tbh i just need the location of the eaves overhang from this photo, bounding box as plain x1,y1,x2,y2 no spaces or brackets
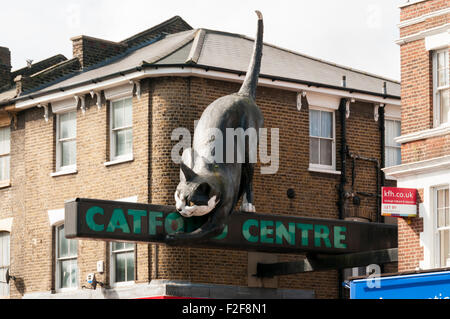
13,63,401,110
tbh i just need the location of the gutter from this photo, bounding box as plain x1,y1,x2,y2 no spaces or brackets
11,63,401,109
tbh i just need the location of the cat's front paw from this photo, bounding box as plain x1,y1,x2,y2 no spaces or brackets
241,203,256,213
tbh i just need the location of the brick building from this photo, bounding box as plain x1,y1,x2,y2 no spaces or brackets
0,15,400,299
384,0,449,273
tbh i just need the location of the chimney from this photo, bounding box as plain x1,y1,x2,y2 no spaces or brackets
0,46,12,88
71,35,127,70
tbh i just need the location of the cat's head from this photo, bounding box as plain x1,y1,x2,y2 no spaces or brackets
175,163,220,218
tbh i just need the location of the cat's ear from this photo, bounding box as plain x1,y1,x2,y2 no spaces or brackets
181,162,197,182
198,182,211,196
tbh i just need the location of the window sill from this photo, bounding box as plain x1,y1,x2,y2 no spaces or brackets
53,287,79,294
308,166,341,175
110,281,136,288
51,168,78,177
104,155,134,167
0,180,11,189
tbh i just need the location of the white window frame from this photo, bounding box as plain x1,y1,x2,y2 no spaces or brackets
109,242,135,287
309,106,336,172
434,186,450,268
433,49,449,127
109,96,133,163
0,231,10,298
385,118,402,168
55,224,78,291
55,111,77,174
0,127,10,184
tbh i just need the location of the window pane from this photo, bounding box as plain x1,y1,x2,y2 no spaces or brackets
58,226,68,258
440,89,449,124
115,128,132,157
123,98,133,127
126,252,135,281
321,111,333,138
0,233,9,297
310,110,320,137
115,253,126,283
112,242,124,251
440,229,450,268
438,51,447,69
385,120,401,147
0,127,10,155
310,138,319,164
113,99,133,129
60,259,77,289
0,268,8,296
60,112,76,139
320,139,332,166
0,232,9,268
113,100,124,129
62,140,76,167
0,156,10,181
69,237,78,257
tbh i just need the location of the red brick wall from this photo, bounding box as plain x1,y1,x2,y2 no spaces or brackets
397,189,424,272
399,0,450,165
400,0,449,22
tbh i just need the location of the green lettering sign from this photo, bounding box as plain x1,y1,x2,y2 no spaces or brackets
128,209,147,234
275,222,295,245
149,212,163,235
260,220,274,244
334,226,347,249
297,223,313,246
106,209,130,234
86,206,105,232
242,219,259,243
165,212,184,234
314,225,331,248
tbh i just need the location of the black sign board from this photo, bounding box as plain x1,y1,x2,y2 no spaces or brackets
64,198,397,255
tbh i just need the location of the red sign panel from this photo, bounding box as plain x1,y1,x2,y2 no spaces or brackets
382,187,417,217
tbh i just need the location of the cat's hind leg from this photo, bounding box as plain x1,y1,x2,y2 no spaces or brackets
240,163,256,213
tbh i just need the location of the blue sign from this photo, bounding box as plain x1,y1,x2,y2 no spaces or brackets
350,271,450,299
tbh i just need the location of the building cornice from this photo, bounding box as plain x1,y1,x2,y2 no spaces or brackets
395,124,450,144
383,155,450,178
398,7,450,28
395,23,450,45
398,0,428,9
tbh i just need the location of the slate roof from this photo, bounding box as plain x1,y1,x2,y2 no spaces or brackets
14,21,401,102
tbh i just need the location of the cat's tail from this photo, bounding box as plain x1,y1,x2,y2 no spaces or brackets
238,11,264,100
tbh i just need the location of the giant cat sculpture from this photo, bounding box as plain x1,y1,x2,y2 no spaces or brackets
168,11,265,244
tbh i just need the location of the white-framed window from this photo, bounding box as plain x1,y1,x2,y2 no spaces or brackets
0,127,10,182
56,111,77,172
0,232,10,298
309,108,336,171
385,119,402,167
433,49,449,127
55,224,78,290
110,242,135,285
435,186,450,268
110,97,133,161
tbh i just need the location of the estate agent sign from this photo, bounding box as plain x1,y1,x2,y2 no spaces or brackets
381,187,417,218
65,198,397,255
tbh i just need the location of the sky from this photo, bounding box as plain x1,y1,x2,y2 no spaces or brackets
1,0,405,81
